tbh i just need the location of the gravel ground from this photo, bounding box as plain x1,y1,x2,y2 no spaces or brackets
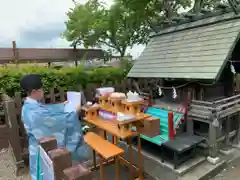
0,149,30,180
0,148,154,180
212,157,240,180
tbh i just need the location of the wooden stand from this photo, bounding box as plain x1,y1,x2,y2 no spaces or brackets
109,98,125,113
82,105,100,120
122,100,144,114
99,95,109,108
81,93,161,180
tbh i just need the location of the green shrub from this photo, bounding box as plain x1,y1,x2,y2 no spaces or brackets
0,63,129,96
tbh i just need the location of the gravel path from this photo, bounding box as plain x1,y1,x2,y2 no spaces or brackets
0,149,30,180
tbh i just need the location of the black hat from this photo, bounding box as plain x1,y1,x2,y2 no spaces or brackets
20,74,43,92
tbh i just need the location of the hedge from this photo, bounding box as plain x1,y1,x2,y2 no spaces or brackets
0,60,132,96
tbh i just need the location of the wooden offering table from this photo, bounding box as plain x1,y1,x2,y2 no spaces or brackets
82,92,160,180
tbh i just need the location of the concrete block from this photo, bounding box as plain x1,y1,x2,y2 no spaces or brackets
207,156,220,165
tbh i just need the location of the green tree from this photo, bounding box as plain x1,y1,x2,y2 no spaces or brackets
63,0,149,57
118,0,229,21
118,0,192,19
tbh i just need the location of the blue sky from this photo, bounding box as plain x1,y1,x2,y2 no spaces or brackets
0,0,145,58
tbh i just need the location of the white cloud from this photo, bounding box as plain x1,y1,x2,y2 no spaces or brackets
0,0,144,58
0,0,73,42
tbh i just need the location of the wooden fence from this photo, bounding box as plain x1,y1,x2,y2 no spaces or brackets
188,94,240,158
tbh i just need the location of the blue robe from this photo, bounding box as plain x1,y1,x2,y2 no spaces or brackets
22,98,90,180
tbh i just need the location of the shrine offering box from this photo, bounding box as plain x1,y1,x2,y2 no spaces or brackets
137,117,160,138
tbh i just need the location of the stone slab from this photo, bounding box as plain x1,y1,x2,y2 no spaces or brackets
220,148,235,156
179,160,226,180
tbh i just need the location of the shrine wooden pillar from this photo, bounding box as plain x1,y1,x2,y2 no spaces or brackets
187,87,194,135
235,112,240,144
198,87,204,101
207,105,220,164
223,116,231,150
208,122,218,158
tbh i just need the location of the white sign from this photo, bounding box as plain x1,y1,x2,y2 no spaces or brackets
39,146,55,180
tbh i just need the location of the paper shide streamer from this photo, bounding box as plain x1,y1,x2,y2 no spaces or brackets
230,62,236,74
172,87,177,99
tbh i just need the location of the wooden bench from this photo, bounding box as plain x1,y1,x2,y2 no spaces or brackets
161,133,205,169
84,132,124,180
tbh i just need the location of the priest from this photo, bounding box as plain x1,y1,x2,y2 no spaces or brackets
20,74,90,180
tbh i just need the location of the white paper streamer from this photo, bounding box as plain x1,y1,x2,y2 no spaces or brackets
231,63,236,74
158,87,163,96
172,87,177,99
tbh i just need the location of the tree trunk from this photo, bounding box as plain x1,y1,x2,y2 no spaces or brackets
193,0,203,13
119,47,126,58
120,51,125,57
164,1,174,19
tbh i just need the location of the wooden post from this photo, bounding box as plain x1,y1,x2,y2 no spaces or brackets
99,158,104,180
14,92,26,143
192,86,196,100
224,116,231,150
48,148,72,179
199,87,204,100
84,84,95,102
4,99,24,173
187,117,194,135
208,122,218,158
187,87,192,101
115,157,120,180
168,111,175,140
59,88,65,102
208,103,219,159
12,41,19,64
73,44,78,67
14,92,22,114
39,137,57,153
50,88,56,103
235,113,240,144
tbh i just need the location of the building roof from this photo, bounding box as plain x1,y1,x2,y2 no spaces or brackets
128,10,240,80
0,48,104,63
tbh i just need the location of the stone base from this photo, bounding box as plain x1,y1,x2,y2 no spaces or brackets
232,143,240,150
207,156,220,165
220,148,235,156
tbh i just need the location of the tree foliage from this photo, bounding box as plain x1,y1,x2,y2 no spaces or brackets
63,0,231,58
63,0,150,57
118,0,228,19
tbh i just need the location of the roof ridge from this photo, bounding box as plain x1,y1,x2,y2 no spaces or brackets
151,6,240,37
